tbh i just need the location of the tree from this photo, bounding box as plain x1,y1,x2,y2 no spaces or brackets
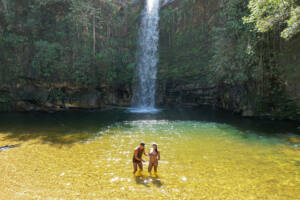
244,0,300,40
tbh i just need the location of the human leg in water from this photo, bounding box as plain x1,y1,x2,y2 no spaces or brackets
137,162,143,171
133,162,138,174
148,162,154,173
153,161,158,173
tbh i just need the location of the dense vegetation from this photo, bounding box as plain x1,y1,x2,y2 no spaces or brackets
160,0,300,120
0,0,299,120
0,0,139,86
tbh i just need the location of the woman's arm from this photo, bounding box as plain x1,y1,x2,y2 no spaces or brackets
158,151,160,160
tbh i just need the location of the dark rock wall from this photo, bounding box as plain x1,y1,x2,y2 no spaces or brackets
0,82,131,112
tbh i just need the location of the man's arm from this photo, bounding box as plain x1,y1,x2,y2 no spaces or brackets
134,149,142,161
144,149,148,157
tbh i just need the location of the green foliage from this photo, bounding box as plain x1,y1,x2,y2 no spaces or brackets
0,0,299,119
281,6,300,39
0,96,9,103
159,0,214,83
49,88,67,101
0,0,139,86
211,0,258,85
159,0,299,120
32,41,63,79
244,0,300,40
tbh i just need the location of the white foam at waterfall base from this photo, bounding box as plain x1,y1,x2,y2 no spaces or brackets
131,0,160,113
127,106,161,114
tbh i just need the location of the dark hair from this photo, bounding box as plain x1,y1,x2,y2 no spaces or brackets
153,144,158,152
140,142,145,146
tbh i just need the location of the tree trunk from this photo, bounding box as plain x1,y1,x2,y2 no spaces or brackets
93,13,96,57
1,0,8,13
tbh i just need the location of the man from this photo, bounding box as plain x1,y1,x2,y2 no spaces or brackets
132,142,148,175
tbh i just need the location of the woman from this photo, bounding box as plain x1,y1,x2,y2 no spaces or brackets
148,143,160,174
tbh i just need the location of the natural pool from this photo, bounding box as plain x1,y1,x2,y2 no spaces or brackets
0,107,299,199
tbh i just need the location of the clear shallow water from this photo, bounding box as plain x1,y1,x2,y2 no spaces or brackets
0,107,299,199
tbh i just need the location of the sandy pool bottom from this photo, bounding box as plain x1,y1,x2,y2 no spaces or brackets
0,120,299,199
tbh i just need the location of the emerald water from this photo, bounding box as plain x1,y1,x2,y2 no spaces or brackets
0,107,299,199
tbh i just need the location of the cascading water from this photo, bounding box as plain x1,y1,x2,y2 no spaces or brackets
130,0,160,113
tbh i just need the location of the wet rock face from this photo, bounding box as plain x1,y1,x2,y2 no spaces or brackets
3,80,246,113
156,81,218,106
1,83,132,112
155,80,256,116
0,81,267,119
160,0,175,7
131,0,175,7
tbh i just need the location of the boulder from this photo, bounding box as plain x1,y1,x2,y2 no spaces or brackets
242,106,254,117
16,101,37,112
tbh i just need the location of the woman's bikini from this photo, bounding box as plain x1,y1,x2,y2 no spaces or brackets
149,149,158,163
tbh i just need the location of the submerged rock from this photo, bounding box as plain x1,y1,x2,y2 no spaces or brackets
0,144,21,152
242,106,254,117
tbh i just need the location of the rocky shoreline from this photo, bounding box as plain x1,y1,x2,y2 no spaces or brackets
0,80,298,121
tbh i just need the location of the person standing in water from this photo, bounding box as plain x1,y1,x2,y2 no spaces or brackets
148,143,160,174
133,142,148,175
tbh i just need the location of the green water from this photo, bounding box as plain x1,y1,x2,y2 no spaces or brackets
0,107,299,199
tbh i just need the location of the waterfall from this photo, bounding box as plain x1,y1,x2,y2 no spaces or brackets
130,0,160,113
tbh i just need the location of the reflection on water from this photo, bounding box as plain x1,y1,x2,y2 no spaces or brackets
134,175,162,188
0,107,299,199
